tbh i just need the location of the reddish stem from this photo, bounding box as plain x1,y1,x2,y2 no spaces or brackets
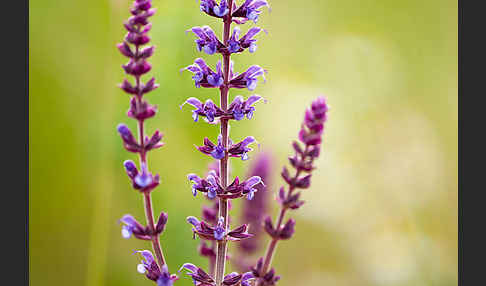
215,2,234,285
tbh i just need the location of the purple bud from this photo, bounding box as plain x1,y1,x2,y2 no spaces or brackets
279,218,296,240
295,174,311,189
124,160,139,179
155,212,168,234
117,42,134,58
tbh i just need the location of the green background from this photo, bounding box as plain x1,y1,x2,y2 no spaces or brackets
30,0,457,285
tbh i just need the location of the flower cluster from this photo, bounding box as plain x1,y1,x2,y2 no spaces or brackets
180,264,255,286
116,1,176,285
188,170,263,200
187,216,252,241
181,95,263,123
196,135,258,161
200,0,270,24
183,58,266,90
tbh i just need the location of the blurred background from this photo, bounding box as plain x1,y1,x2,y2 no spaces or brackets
29,0,457,285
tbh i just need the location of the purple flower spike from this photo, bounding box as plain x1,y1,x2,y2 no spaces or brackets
232,0,270,23
214,216,226,240
182,58,224,88
229,65,267,91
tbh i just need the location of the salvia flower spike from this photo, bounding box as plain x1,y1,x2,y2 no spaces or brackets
181,1,270,285
116,0,177,284
253,96,329,286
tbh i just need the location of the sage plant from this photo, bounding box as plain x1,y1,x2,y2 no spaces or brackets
116,1,178,285
180,1,269,286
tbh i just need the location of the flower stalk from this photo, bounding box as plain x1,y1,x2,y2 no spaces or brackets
214,2,234,284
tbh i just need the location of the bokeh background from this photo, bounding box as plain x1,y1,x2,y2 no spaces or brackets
29,0,458,285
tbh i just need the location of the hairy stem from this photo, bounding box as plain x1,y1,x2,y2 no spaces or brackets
215,2,234,285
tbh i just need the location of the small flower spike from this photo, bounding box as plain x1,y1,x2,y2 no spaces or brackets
188,26,225,55
182,58,224,88
254,97,329,285
227,27,263,54
229,65,267,91
232,0,270,23
186,216,252,241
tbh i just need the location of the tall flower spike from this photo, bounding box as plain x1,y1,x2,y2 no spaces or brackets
182,1,270,286
116,0,176,283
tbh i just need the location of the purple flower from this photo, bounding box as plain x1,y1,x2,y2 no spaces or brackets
227,95,263,120
119,214,145,239
228,136,257,160
180,97,224,123
196,135,226,160
127,97,157,121
182,58,224,88
187,170,222,198
188,26,225,55
179,263,214,286
227,27,263,54
157,264,179,286
124,161,160,192
232,0,270,23
135,250,161,281
199,0,229,18
186,216,252,241
223,175,264,200
229,65,267,91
